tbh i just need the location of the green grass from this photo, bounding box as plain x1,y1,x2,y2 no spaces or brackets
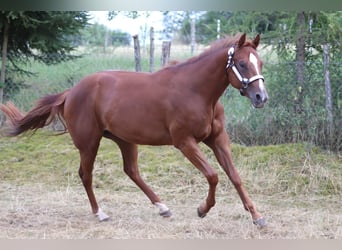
9,45,197,110
0,130,340,197
10,48,140,110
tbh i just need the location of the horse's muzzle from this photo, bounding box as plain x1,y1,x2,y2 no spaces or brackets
251,91,268,108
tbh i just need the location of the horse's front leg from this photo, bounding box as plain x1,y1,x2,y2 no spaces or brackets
204,130,266,228
174,137,219,218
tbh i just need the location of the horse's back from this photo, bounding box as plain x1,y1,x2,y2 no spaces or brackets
63,71,173,145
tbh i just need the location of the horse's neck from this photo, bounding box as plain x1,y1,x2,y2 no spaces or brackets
180,49,229,105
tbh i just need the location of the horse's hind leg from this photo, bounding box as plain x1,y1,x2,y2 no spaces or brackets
78,142,110,222
114,138,172,217
69,125,109,221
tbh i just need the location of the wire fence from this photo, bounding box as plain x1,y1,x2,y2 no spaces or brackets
1,42,341,151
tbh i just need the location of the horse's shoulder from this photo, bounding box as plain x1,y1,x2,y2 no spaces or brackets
214,101,225,118
209,101,226,136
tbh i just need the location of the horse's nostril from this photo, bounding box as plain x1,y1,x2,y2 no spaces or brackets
256,93,262,101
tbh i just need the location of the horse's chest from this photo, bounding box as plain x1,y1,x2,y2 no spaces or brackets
194,124,212,142
185,114,213,142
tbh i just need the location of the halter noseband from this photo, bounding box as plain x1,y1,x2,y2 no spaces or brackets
225,46,264,95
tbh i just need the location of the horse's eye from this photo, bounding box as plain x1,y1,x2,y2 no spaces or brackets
239,61,247,69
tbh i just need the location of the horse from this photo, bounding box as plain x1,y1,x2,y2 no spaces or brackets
0,33,268,227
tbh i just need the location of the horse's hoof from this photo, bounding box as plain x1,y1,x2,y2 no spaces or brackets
96,208,110,222
253,217,267,228
99,216,110,222
160,209,172,218
197,208,207,218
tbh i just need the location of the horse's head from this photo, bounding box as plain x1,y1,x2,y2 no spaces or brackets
226,33,268,108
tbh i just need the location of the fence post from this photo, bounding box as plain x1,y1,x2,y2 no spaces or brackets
149,27,155,72
161,41,171,67
133,35,141,72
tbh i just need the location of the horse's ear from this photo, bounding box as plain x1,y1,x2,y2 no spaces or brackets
253,34,261,48
238,33,246,48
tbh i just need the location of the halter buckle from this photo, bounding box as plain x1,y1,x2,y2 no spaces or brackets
226,46,235,69
228,47,235,56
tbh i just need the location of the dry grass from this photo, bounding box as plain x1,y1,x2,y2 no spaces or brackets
1,183,341,239
0,131,341,239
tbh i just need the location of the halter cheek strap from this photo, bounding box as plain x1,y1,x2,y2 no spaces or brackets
226,46,264,94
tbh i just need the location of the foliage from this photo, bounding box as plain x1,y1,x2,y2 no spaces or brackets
0,11,89,67
79,23,131,48
0,11,89,100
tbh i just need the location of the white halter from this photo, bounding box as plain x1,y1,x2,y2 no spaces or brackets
225,46,264,94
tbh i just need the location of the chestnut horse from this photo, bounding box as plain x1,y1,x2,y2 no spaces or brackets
0,33,268,227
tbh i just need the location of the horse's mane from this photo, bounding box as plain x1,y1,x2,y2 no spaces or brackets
165,33,256,69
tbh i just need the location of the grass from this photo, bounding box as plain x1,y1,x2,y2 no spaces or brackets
9,45,199,110
0,130,341,239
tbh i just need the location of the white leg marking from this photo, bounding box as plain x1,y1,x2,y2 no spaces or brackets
155,202,170,214
96,208,110,221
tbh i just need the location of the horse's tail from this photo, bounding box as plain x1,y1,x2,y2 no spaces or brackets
0,90,70,136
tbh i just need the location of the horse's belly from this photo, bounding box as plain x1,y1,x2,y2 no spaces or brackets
106,118,172,146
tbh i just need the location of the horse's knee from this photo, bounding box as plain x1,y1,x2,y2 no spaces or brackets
78,167,83,178
124,166,139,180
231,176,242,188
79,172,92,187
228,170,242,188
207,171,219,187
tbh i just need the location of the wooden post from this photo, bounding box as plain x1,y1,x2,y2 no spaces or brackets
190,17,196,55
133,35,141,72
104,29,109,53
161,41,171,67
323,43,333,137
149,27,155,72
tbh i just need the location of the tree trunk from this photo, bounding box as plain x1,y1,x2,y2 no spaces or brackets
161,41,171,67
149,27,155,72
1,18,9,105
295,11,306,114
0,18,9,126
323,43,333,139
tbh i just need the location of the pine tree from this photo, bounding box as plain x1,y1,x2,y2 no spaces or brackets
0,11,89,104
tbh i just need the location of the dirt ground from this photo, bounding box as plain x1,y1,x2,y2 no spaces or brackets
1,181,341,239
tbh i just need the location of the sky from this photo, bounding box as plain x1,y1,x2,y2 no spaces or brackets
89,11,165,37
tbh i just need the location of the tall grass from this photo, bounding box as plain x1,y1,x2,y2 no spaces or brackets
8,45,197,111
1,131,341,196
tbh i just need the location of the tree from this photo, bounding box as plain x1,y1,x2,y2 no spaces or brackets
79,23,131,49
0,11,89,104
295,12,306,114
